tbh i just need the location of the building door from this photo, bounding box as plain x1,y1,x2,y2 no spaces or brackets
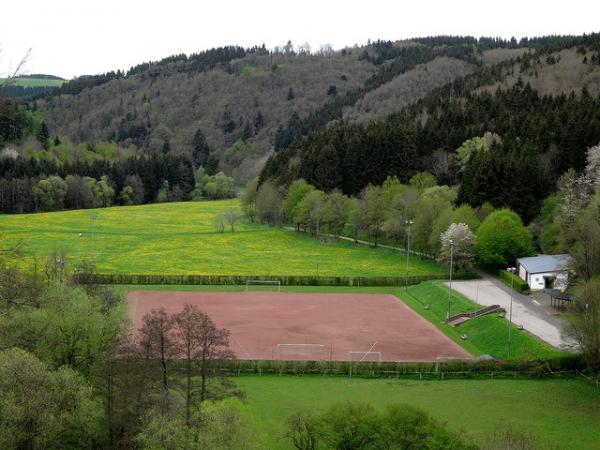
544,276,556,289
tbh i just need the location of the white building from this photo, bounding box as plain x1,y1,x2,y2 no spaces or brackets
516,254,571,291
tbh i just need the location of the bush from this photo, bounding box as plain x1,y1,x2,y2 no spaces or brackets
499,270,530,294
353,272,477,287
475,209,534,270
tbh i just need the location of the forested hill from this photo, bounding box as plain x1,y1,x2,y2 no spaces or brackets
32,38,533,181
260,34,600,221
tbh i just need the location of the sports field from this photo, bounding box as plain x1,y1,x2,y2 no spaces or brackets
126,290,469,361
236,376,600,450
120,284,562,360
0,200,444,276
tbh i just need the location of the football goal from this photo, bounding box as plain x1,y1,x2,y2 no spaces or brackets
275,343,326,361
348,351,382,362
245,280,281,292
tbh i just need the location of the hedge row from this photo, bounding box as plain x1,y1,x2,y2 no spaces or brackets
499,270,530,294
72,272,478,287
71,273,350,286
170,354,585,379
354,271,477,287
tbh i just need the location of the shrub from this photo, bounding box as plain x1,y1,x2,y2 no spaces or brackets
499,270,530,294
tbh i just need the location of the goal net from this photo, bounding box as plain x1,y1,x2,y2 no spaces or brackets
348,351,382,362
245,280,281,292
276,343,326,361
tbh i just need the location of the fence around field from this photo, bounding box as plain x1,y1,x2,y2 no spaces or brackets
167,355,595,382
71,271,477,287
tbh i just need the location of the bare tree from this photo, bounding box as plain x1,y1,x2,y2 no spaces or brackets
567,280,600,371
195,312,235,402
138,308,176,411
213,213,226,233
172,304,203,426
223,208,241,232
0,47,31,87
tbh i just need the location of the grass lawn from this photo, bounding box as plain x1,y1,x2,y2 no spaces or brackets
116,283,562,360
235,375,600,450
0,200,444,277
402,281,562,360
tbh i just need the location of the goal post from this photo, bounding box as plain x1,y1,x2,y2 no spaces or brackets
276,343,326,361
348,351,382,362
245,280,281,292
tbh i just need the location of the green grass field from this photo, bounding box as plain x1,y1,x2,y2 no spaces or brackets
403,281,561,360
0,77,64,87
235,375,600,450
0,200,444,277
116,283,562,360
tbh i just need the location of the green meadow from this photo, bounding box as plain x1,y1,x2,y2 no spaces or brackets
236,375,600,450
0,200,444,277
0,77,64,87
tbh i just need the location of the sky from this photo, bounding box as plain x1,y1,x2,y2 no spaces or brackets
2,0,599,79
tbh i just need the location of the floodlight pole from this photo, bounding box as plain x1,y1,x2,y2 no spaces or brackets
446,240,454,322
507,267,516,359
404,219,413,291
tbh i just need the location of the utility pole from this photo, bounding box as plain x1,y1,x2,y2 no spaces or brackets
446,239,454,322
404,219,413,291
507,267,516,359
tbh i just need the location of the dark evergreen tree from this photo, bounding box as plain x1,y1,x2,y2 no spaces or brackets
253,111,264,131
161,139,171,155
205,155,219,176
37,121,49,150
192,128,211,168
222,110,235,134
241,120,253,140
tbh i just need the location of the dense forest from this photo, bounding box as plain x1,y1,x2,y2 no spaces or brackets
261,82,600,221
22,36,559,181
261,33,600,222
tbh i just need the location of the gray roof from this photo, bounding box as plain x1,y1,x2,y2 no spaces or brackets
517,254,571,274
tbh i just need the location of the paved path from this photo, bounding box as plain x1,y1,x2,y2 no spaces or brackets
283,227,433,259
446,277,577,350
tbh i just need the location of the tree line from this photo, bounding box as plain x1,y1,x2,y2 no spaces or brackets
242,174,535,273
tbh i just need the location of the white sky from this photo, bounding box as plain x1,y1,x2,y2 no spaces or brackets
2,0,599,79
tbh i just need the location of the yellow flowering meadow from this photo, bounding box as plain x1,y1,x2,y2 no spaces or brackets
0,199,444,276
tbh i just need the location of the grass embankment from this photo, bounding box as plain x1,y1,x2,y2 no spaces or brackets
117,282,562,360
0,200,443,277
236,375,600,450
401,281,562,360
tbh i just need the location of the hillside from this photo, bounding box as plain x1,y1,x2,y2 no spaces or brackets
36,51,376,180
260,35,600,220
29,38,531,181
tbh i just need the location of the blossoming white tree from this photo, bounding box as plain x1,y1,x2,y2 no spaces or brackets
439,223,475,270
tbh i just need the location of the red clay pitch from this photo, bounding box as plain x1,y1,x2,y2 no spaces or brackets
126,291,471,362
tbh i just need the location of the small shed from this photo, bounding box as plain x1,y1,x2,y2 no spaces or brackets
517,254,571,291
